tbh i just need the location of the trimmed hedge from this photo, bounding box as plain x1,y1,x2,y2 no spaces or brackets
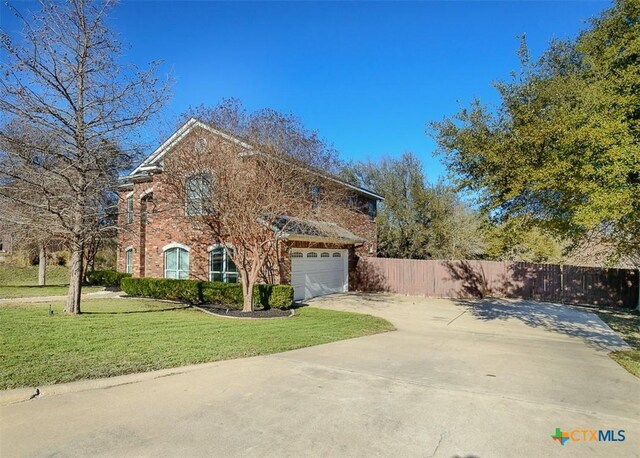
120,277,294,309
86,270,131,287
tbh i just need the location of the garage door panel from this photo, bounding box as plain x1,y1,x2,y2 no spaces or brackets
291,249,348,301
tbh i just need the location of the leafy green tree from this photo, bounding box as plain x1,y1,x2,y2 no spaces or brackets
343,153,485,259
429,0,639,266
483,220,564,263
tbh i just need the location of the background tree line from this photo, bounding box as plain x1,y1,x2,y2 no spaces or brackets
430,0,639,267
350,0,637,267
341,152,564,262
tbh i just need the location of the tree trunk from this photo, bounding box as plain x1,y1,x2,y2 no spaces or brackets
38,244,46,286
65,244,84,314
242,279,254,312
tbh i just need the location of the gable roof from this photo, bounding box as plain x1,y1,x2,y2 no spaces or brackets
122,118,384,201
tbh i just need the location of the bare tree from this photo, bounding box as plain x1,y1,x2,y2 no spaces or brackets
0,0,169,313
164,103,351,312
0,176,57,285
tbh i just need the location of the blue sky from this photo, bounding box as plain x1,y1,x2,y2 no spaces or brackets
2,1,608,182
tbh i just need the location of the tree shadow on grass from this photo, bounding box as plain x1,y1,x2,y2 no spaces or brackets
82,306,190,315
451,298,631,352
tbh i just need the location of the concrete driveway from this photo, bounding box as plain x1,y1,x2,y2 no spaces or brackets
1,294,638,457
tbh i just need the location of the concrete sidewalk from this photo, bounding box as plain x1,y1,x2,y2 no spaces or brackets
1,294,638,457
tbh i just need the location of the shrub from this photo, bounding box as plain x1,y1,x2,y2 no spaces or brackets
255,284,294,309
119,277,200,302
120,277,294,309
201,282,244,305
86,270,131,287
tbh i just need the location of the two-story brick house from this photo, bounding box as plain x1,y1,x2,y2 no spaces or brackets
117,118,382,301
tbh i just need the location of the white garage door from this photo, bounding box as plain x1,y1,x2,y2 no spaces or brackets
291,249,348,301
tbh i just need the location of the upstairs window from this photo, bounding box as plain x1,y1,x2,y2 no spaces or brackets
368,200,377,221
209,247,238,283
164,246,189,279
311,185,321,211
185,174,213,216
126,195,134,224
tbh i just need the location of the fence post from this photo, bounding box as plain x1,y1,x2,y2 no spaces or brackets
560,264,565,304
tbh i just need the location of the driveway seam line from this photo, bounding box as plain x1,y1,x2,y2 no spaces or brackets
446,310,466,326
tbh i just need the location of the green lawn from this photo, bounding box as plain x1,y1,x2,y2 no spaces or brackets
595,309,640,378
0,265,104,298
0,285,104,299
0,265,70,286
0,298,394,389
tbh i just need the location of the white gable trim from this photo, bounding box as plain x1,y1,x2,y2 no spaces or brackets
128,118,384,201
129,118,253,177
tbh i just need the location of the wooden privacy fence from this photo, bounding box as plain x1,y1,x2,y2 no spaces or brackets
355,258,639,308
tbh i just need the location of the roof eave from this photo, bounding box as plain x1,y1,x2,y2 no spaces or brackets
282,234,366,245
127,117,385,200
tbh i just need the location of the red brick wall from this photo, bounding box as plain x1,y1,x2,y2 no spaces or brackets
117,129,379,284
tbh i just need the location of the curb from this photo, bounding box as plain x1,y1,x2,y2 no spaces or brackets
193,306,295,320
0,360,227,407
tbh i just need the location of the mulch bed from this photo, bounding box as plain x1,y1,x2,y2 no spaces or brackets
196,304,293,319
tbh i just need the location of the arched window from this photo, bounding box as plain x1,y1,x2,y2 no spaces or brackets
125,248,133,274
185,174,213,216
164,246,189,279
209,247,238,283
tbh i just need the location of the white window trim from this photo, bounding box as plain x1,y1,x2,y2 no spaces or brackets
124,247,134,274
163,245,190,280
140,188,153,199
162,242,190,252
207,243,233,252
